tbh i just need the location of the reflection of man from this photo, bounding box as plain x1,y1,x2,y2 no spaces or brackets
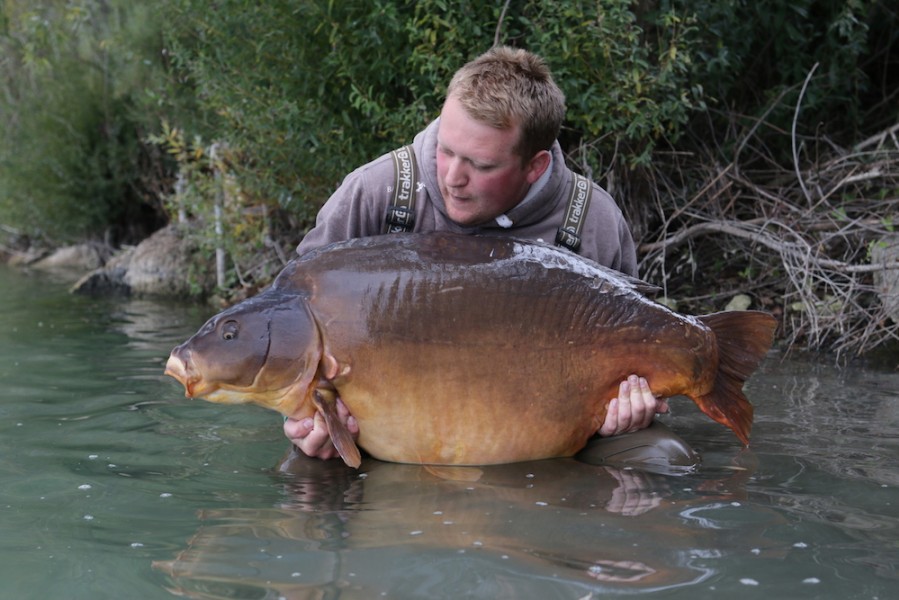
587,559,658,583
602,467,663,516
284,46,693,465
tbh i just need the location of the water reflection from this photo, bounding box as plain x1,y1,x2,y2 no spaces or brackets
738,359,899,592
156,450,784,599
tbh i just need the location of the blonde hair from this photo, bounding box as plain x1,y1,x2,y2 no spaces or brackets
446,46,566,163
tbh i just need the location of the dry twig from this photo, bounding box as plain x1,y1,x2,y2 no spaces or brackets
636,121,899,357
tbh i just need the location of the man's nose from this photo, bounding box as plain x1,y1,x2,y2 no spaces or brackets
444,157,468,187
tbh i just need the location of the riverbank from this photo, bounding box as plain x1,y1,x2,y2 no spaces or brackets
2,225,214,300
4,220,899,362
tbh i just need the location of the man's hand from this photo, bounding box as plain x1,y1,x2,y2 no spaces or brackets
598,374,669,437
283,397,359,460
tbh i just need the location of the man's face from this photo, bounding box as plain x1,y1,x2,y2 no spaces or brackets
436,95,548,227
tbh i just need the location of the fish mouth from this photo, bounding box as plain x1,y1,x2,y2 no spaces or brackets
164,351,201,397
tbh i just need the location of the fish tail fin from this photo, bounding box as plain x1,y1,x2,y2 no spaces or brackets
693,311,777,445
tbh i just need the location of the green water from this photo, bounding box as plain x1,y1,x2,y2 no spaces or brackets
0,265,896,599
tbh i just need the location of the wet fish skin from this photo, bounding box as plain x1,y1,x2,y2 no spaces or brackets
165,233,776,467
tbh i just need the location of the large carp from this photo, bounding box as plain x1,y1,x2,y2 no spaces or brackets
165,233,776,467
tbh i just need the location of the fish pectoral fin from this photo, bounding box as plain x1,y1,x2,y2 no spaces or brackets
312,388,362,469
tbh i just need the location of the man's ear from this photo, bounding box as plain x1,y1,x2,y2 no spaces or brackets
524,149,552,184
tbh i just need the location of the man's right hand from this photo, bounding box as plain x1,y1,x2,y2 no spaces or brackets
283,397,359,460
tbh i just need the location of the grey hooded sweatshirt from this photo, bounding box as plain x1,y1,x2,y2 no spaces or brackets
297,119,638,277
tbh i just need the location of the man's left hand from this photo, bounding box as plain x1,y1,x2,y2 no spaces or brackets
598,374,669,437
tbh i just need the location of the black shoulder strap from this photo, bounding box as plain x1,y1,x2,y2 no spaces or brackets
555,172,593,253
384,145,418,233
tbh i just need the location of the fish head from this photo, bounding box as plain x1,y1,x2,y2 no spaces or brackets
165,291,322,416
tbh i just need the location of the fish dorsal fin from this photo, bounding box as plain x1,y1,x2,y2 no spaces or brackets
312,388,362,468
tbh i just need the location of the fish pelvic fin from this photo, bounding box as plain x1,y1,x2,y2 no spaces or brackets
694,311,777,445
312,388,362,469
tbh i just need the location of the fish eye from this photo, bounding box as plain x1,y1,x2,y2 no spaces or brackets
222,320,239,341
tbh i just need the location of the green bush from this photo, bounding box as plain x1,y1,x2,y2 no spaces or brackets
2,0,894,253
674,0,881,145
157,0,710,218
0,1,171,245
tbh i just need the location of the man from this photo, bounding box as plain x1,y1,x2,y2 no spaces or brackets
284,46,695,467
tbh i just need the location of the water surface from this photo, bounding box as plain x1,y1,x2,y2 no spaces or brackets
0,265,895,599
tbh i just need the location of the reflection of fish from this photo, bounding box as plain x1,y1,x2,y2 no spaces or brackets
154,455,785,598
165,233,776,467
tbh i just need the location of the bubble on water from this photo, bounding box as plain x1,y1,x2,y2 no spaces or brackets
751,548,761,555
160,493,172,498
802,577,821,584
291,572,301,578
83,515,94,521
730,502,741,507
739,578,759,586
535,501,548,506
130,542,144,548
793,542,808,548
78,484,92,490
88,454,98,460
409,530,423,536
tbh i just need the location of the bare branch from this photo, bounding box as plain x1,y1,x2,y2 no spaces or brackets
792,63,819,205
640,219,899,274
493,0,512,47
853,122,899,152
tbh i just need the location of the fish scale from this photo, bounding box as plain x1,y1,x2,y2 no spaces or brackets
166,233,776,467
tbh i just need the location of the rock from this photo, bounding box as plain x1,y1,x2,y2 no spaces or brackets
70,247,134,296
71,225,212,298
124,225,208,297
725,294,752,312
6,249,48,268
29,242,113,275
